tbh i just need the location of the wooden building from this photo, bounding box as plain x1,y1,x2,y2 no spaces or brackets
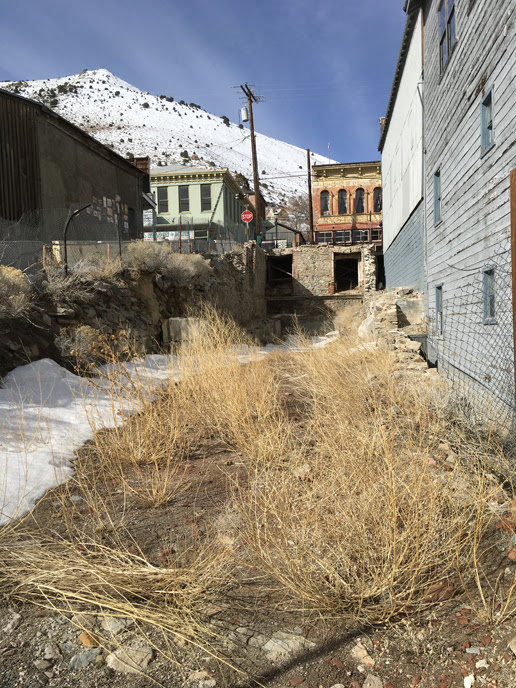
380,0,516,421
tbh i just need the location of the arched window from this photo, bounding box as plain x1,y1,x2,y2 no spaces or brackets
373,187,382,212
320,190,330,215
338,189,347,215
355,188,365,214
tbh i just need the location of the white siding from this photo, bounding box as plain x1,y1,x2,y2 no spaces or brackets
382,12,424,251
424,0,516,417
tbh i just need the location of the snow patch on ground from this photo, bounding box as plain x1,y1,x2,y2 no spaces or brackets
0,333,338,524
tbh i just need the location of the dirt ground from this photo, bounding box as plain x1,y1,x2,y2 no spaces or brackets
2,366,516,688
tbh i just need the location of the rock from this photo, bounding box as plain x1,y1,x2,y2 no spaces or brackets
33,660,52,670
105,646,153,674
68,648,102,670
188,670,216,688
358,314,375,341
43,642,62,660
463,675,474,688
78,630,99,647
508,636,516,656
351,642,375,668
422,580,456,603
261,631,315,664
363,675,383,688
70,612,96,631
2,612,22,634
99,615,133,635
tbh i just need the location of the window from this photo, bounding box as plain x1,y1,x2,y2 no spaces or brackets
335,230,350,243
373,187,382,212
434,168,441,224
179,185,189,212
481,88,494,155
338,189,347,215
436,284,443,335
355,188,365,214
157,187,168,213
483,267,496,323
320,190,330,216
439,0,456,73
317,231,333,243
201,184,211,211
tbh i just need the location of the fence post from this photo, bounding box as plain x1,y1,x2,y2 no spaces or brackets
42,244,46,268
107,243,111,261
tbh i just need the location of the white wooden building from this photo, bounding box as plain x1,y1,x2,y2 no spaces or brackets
379,6,424,292
381,0,516,422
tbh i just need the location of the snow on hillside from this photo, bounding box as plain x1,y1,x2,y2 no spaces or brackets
1,69,334,205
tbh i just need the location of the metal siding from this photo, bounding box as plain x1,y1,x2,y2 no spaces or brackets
0,93,40,220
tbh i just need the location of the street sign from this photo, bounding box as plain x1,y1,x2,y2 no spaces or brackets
241,210,253,223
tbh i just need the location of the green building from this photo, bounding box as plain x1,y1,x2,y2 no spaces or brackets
149,165,256,242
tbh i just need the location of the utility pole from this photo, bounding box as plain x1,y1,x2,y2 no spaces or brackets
307,149,314,244
240,83,261,239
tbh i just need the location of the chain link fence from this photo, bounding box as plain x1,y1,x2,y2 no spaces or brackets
0,210,249,273
428,236,515,428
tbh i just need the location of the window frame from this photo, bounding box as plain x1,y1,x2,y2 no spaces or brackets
439,0,457,74
337,189,347,215
317,231,333,243
201,183,212,212
373,187,382,212
482,266,496,324
355,188,365,214
157,186,169,214
481,87,495,156
435,284,444,335
179,185,190,213
320,190,330,216
433,167,442,225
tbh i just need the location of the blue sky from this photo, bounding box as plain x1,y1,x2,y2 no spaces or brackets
0,0,406,163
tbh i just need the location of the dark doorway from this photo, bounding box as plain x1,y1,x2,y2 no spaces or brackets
334,256,359,292
376,254,385,289
267,254,293,296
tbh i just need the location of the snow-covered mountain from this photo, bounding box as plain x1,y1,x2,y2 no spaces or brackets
1,69,333,205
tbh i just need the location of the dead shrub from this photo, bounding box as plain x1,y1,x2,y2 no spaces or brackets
0,266,33,319
125,241,212,286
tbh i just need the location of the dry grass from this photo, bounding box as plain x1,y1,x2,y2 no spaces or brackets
0,307,515,680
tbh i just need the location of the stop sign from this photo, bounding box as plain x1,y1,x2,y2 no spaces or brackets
241,210,253,223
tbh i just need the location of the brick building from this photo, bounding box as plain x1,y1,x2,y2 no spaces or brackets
312,161,383,246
